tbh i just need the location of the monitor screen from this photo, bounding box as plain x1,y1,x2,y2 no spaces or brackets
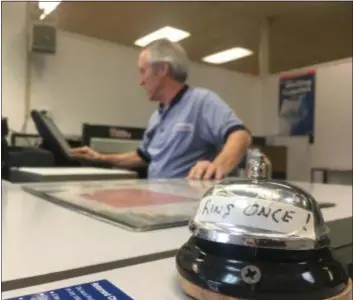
31,110,72,158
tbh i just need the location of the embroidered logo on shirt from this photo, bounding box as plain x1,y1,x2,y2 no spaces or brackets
172,123,194,133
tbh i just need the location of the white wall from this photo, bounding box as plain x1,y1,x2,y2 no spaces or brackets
2,2,27,132
264,58,352,182
2,2,261,136
28,31,155,134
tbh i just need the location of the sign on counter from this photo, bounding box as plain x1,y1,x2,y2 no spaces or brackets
6,280,133,300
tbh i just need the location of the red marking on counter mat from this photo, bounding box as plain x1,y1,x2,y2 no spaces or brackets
80,188,194,207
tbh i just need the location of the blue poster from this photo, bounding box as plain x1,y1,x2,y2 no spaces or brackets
6,280,134,300
278,70,315,136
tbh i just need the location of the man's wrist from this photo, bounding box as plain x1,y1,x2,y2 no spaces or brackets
97,153,108,162
212,158,234,175
97,153,121,165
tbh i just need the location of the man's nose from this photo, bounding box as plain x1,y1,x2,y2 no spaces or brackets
139,77,145,86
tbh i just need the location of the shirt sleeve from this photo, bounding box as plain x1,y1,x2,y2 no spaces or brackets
199,91,250,148
136,113,158,164
136,130,152,163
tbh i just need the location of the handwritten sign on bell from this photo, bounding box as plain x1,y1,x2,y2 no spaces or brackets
195,195,314,237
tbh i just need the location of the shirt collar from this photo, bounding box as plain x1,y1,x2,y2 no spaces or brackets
158,84,189,114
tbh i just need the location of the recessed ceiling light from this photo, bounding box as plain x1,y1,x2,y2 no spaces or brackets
38,1,61,20
134,26,191,47
202,47,253,64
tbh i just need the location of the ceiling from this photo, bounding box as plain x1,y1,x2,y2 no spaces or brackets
51,1,352,75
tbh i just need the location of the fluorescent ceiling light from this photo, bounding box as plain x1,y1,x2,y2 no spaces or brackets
38,1,61,20
134,26,190,47
202,47,253,64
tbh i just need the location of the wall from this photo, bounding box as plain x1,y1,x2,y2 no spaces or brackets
28,31,155,134
264,58,352,182
2,2,261,136
2,2,27,132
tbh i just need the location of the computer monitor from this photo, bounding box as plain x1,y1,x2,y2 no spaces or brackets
31,110,114,169
31,110,74,164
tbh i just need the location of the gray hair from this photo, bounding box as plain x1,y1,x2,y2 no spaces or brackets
144,39,189,83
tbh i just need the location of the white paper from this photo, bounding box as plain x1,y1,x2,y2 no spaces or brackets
195,195,314,237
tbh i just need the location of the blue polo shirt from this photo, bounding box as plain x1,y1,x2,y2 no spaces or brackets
137,85,248,179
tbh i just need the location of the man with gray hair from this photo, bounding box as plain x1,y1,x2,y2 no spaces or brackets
71,39,251,180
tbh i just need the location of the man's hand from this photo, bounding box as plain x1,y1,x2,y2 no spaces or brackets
187,179,216,193
70,146,101,161
187,160,225,180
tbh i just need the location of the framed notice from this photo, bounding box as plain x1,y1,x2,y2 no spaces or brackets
278,70,316,139
23,181,203,232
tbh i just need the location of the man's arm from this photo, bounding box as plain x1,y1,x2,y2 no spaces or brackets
188,130,251,180
187,92,252,180
71,117,154,170
70,147,147,168
99,151,147,168
212,129,251,174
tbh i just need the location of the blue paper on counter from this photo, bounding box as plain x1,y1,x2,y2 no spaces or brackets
6,280,133,300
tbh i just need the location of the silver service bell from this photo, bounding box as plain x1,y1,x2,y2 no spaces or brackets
189,148,330,251
176,149,351,300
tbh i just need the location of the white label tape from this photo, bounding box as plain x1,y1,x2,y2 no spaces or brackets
195,195,314,236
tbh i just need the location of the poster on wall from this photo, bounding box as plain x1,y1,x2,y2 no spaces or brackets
278,70,316,138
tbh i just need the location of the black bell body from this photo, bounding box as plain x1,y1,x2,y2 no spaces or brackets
176,235,349,300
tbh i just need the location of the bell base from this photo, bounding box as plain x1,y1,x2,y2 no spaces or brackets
178,275,352,300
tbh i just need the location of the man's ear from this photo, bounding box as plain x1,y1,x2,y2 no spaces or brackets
152,62,169,78
158,62,170,77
